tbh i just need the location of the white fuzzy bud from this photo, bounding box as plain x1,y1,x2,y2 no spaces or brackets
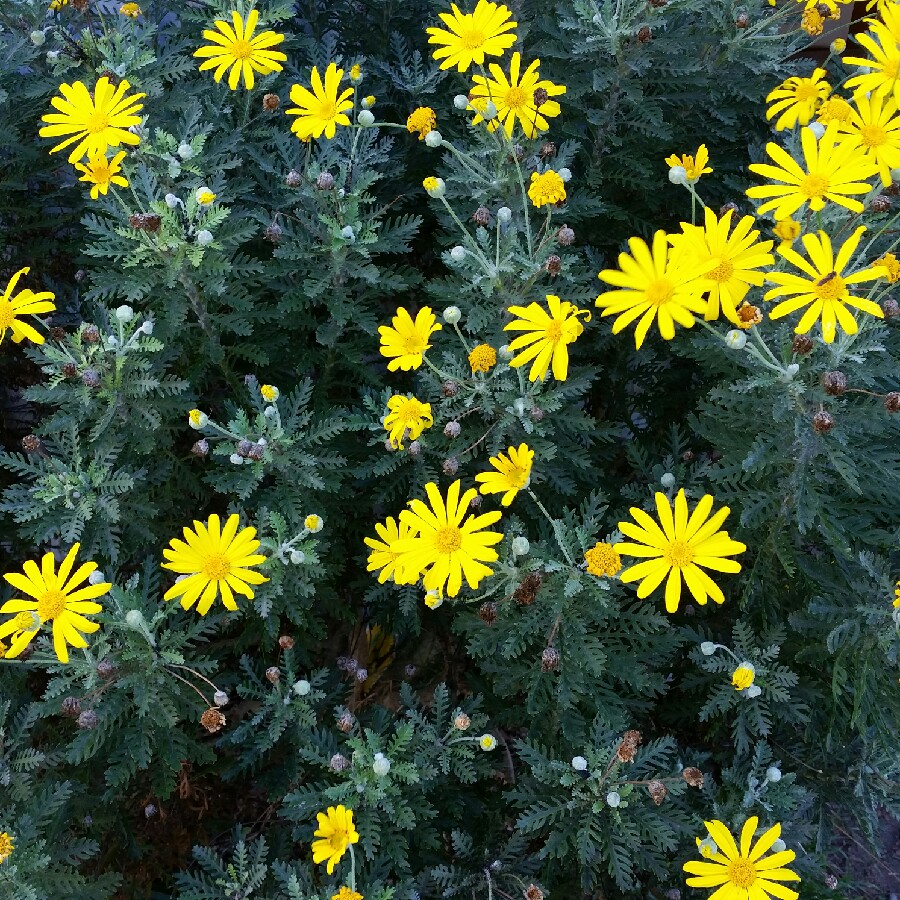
766,766,782,783
230,453,243,465
785,363,799,378
700,641,717,656
726,329,747,349
341,225,356,241
141,320,154,335
46,50,60,62
668,165,687,185
450,246,466,262
290,549,306,565
481,100,498,120
89,570,106,585
771,838,786,853
425,130,442,147
606,791,621,807
660,472,676,488
512,536,530,557
513,398,527,416
745,684,762,698
115,305,134,323
196,230,214,246
454,94,470,110
443,305,462,323
373,752,391,776
499,344,514,360
497,206,512,224
293,679,311,696
30,30,45,46
358,109,375,127
571,755,588,771
125,609,144,628
806,122,826,140
177,142,194,160
264,406,277,419
165,193,180,208
558,167,572,182
213,690,229,707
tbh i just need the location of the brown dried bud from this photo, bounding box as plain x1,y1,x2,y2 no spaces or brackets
265,666,281,683
647,779,668,805
822,371,847,396
882,298,900,319
530,405,544,422
541,647,560,671
637,25,652,42
444,420,461,438
533,87,549,106
682,766,704,788
278,635,295,650
885,391,900,412
337,711,355,733
262,93,280,111
720,202,739,217
871,194,892,213
479,602,498,625
286,169,303,187
77,710,98,730
200,707,226,733
513,572,543,606
82,324,100,343
355,668,368,682
540,141,557,158
61,697,81,718
454,713,471,730
246,442,265,461
264,223,283,243
96,659,117,679
442,380,459,397
50,325,66,341
665,891,682,900
682,450,695,462
545,254,562,275
649,0,667,6
473,206,491,226
237,439,254,458
21,435,42,453
791,334,813,355
812,410,835,434
75,269,86,282
557,224,575,246
129,213,143,229
330,752,350,772
191,439,209,457
524,886,544,900
442,457,459,475
72,0,90,12
816,2,831,14
469,494,482,509
616,741,637,762
622,729,642,748
81,369,101,389
407,440,421,457
142,214,161,233
735,12,750,27
316,171,335,190
62,362,78,378
886,181,900,196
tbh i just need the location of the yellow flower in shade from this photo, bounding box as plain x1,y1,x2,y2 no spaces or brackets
424,588,444,608
468,343,497,373
475,443,534,506
596,231,712,349
479,734,497,750
746,125,877,219
0,832,13,864
834,90,900,185
161,513,268,615
469,52,566,138
194,10,286,91
765,68,830,131
732,663,756,690
350,64,362,81
816,96,853,125
120,2,141,16
50,0,68,9
801,6,825,35
365,516,419,584
831,37,847,53
0,611,40,661
528,170,566,207
39,76,145,164
286,64,354,141
616,489,746,613
584,542,622,577
773,218,801,248
73,150,128,199
1,543,109,663
664,145,712,183
894,579,900,606
407,106,437,139
378,307,442,371
260,384,279,402
0,267,56,347
304,514,323,533
332,889,363,900
383,394,433,449
312,805,359,875
670,208,775,325
504,294,590,382
875,251,900,282
764,227,885,343
735,301,764,329
426,0,517,72
844,22,900,102
683,818,800,900
394,481,504,597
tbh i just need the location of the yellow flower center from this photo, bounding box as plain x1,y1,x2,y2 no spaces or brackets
728,858,757,888
707,258,735,282
814,272,846,300
435,525,463,553
403,333,427,355
397,398,424,423
800,172,829,199
507,464,530,488
91,159,111,181
505,86,527,108
793,82,819,102
87,111,110,134
645,278,674,306
859,123,888,148
318,100,338,120
0,300,13,330
203,552,231,581
545,320,563,343
37,589,67,621
230,39,254,60
883,58,900,79
663,539,694,568
459,26,487,49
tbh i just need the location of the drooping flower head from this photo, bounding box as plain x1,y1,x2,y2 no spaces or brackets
475,443,534,506
596,231,712,348
161,513,268,615
773,218,802,249
285,64,354,141
378,306,442,371
504,294,590,382
74,150,128,199
1,543,110,663
746,124,877,219
312,805,359,875
394,481,503,597
843,21,900,102
834,90,900,185
383,394,434,449
469,52,565,138
365,516,420,584
0,267,56,347
426,0,517,72
764,226,885,343
194,10,287,91
528,170,566,207
664,145,712,183
765,67,830,130
39,76,146,163
683,817,800,900
616,489,746,613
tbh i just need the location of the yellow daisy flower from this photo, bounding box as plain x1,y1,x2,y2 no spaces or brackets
0,267,56,347
120,2,141,16
285,63,354,141
801,6,826,35
585,542,622,577
312,805,359,875
193,10,287,91
260,384,279,402
39,76,146,164
504,294,590,382
378,306,441,371
765,67,830,131
73,150,128,199
426,0,517,72
161,513,269,615
0,610,41,660
469,52,566,138
1,543,109,663
670,208,775,325
773,218,802,249
528,170,566,207
746,124,877,219
407,106,437,138
834,90,900,185
616,489,746,613
0,832,13,865
732,664,755,690
365,516,419,584
664,144,712,183
475,443,534,506
332,889,363,900
596,231,712,349
683,817,800,900
764,226,885,343
844,22,900,102
394,481,504,597
383,394,434,449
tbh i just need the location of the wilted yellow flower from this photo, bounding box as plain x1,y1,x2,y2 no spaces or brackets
735,301,763,329
0,832,13,864
585,542,621,577
816,96,854,125
528,170,566,207
333,889,363,900
801,7,825,35
874,251,900,282
406,106,437,139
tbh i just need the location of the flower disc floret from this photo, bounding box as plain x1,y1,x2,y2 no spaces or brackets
0,832,13,864
286,63,354,141
0,267,56,347
378,306,442,371
468,343,497,373
528,170,566,207
732,664,756,690
475,443,534,506
407,106,437,138
312,805,359,874
426,0,517,72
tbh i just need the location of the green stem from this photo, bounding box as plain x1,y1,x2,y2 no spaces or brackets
438,196,494,276
349,843,357,892
527,488,575,566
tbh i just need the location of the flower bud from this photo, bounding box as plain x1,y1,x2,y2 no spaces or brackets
726,329,747,349
479,734,497,751
423,176,446,198
512,536,530,556
497,206,512,224
30,30,45,46
806,122,826,139
606,791,621,807
660,472,676,488
668,165,687,185
196,230,214,246
230,453,243,465
771,838,786,853
557,224,575,245
265,666,281,684
425,130,442,147
293,679,311,696
765,766,782,782
165,193,180,208
358,109,375,127
115,304,134,322
454,94,470,109
125,609,144,628
88,570,106,585
481,100,498,120
700,641,717,656
745,684,762,698
424,589,443,609
373,752,391,775
443,305,462,323
450,246,466,263
571,755,588,771
290,549,306,564
141,320,154,335
558,167,572,182
46,50,60,62
830,38,846,54
177,142,193,160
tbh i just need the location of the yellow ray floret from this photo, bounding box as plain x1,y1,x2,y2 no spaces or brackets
0,267,56,347
365,516,420,584
426,0,517,72
194,9,287,91
765,67,830,131
764,226,885,343
475,443,534,506
161,513,268,615
312,805,359,875
285,63,354,141
843,22,900,102
378,306,442,371
834,90,900,185
616,489,746,613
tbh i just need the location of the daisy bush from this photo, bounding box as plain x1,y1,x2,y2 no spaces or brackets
0,0,899,898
